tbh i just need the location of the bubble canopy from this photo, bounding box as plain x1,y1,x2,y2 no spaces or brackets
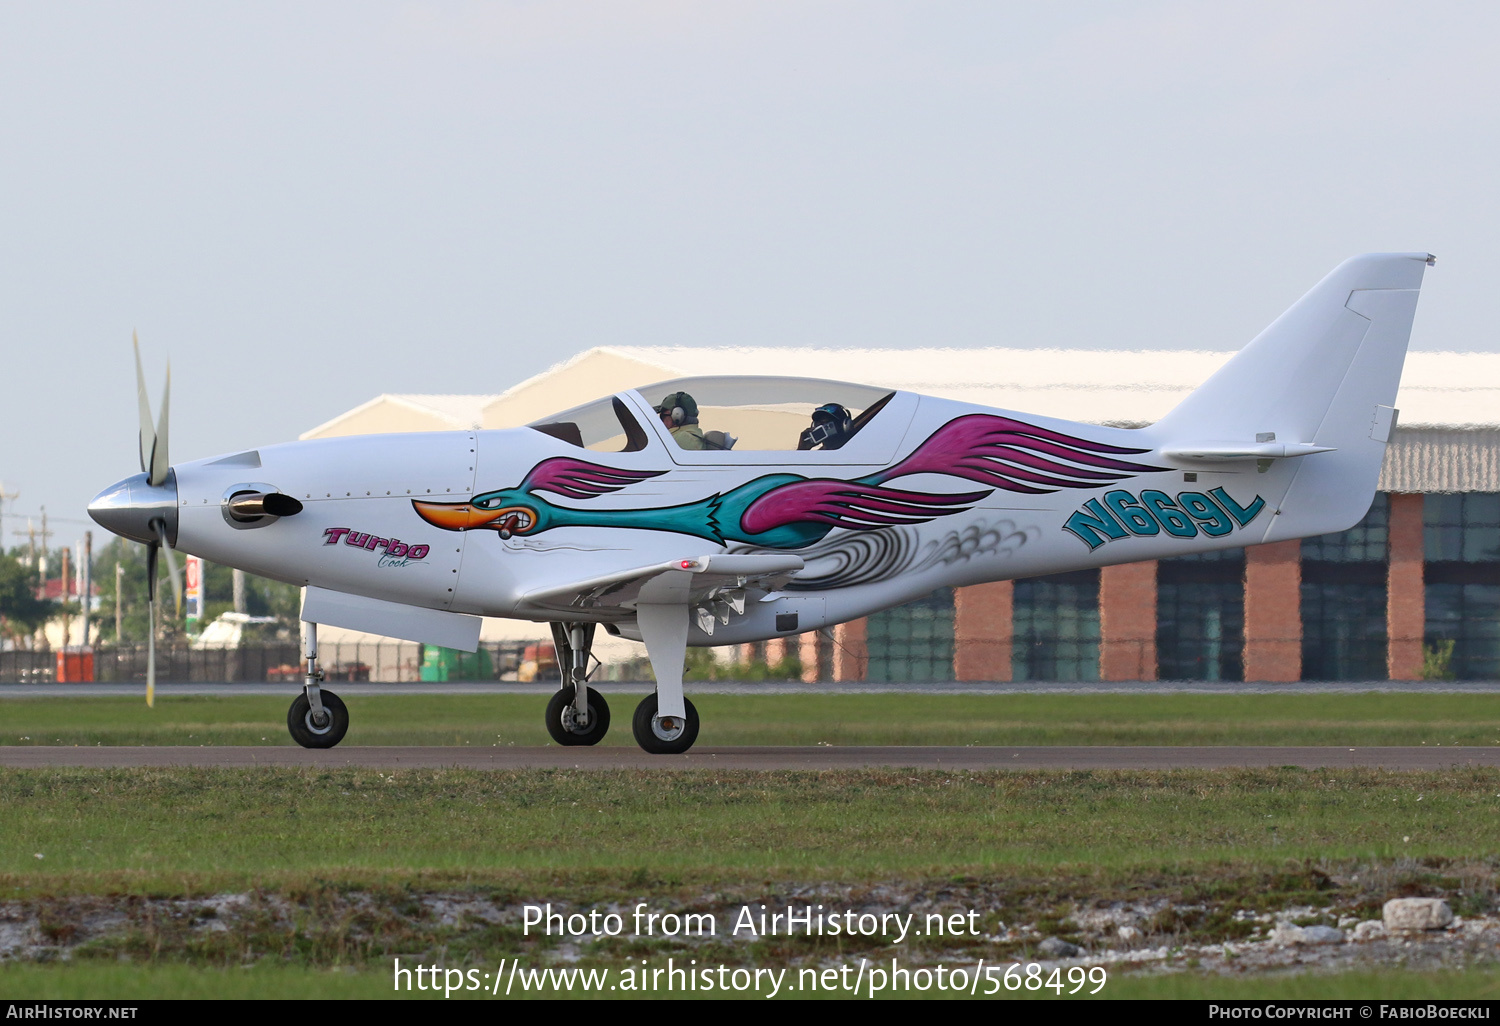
631,376,896,452
529,376,897,453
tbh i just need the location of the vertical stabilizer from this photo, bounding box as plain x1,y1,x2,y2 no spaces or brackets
1153,252,1432,541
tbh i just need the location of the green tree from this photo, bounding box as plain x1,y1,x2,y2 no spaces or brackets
90,537,301,644
0,553,52,642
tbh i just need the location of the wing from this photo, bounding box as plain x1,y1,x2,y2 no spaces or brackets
870,414,1165,494
518,457,664,499
520,553,804,617
739,479,989,535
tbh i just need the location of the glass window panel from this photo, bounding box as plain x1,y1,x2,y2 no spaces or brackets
1157,580,1244,681
865,588,955,682
1424,493,1500,563
1302,494,1388,562
1427,525,1461,563
1463,529,1500,563
1012,573,1100,682
1301,581,1387,680
1464,494,1500,527
1425,582,1500,680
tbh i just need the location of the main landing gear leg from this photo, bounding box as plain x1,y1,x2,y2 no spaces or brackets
288,620,349,749
545,622,610,746
633,603,699,755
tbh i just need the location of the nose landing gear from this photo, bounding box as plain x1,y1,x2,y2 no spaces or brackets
547,622,610,746
288,621,349,749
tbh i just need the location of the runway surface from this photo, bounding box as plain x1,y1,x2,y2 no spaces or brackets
2,745,1497,770
5,681,1500,697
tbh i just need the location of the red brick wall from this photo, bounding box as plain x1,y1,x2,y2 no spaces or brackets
798,632,821,683
1387,493,1425,680
764,637,789,667
1243,540,1302,681
833,618,869,681
953,581,1013,681
1100,560,1158,680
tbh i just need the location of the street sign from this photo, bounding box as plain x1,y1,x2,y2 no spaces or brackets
185,554,203,634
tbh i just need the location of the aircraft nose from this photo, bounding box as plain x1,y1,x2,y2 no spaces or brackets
88,470,179,546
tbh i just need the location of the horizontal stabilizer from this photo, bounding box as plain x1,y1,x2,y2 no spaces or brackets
1162,441,1336,462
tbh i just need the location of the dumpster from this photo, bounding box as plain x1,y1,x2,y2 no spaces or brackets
56,647,95,683
419,646,495,682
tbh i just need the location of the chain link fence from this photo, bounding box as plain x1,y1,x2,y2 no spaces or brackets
0,642,536,684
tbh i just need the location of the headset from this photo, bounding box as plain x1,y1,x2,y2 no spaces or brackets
657,392,697,426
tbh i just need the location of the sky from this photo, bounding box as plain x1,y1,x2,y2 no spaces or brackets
2,1,1497,541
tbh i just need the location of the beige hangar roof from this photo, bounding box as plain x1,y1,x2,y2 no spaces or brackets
301,393,501,439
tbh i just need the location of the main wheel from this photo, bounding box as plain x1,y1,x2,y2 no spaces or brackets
287,690,349,749
546,685,611,746
631,692,699,755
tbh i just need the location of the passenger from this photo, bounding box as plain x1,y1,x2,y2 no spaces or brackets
655,392,709,449
798,402,853,450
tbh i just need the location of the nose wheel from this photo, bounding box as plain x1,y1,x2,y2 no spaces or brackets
546,685,611,746
288,620,349,749
288,689,349,748
631,692,699,755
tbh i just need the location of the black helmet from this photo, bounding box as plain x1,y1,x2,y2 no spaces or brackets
799,402,853,450
811,403,851,432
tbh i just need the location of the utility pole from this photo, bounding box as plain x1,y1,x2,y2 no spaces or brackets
14,519,36,567
12,515,53,569
0,482,17,556
81,532,92,648
232,568,247,614
59,545,70,647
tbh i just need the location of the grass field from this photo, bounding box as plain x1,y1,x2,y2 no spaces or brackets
3,691,1500,746
5,766,1498,888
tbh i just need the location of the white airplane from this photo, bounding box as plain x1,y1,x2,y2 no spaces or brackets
89,253,1432,753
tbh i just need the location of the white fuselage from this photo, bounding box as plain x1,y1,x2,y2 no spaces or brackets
171,389,1310,646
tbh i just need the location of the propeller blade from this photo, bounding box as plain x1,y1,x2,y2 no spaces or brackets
145,538,159,604
133,332,156,476
149,363,171,487
155,520,183,617
146,594,155,708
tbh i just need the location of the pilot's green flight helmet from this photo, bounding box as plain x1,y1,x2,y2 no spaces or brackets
655,391,699,425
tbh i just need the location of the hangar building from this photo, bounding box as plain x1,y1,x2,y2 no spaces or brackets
303,346,1500,682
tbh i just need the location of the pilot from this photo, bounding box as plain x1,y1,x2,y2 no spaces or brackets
656,392,709,449
797,402,853,451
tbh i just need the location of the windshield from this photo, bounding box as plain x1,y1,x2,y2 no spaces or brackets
526,395,650,452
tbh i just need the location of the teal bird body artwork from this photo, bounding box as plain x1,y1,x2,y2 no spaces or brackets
413,415,1163,550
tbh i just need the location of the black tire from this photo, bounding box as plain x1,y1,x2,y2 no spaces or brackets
287,690,349,749
546,685,611,746
631,692,699,755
